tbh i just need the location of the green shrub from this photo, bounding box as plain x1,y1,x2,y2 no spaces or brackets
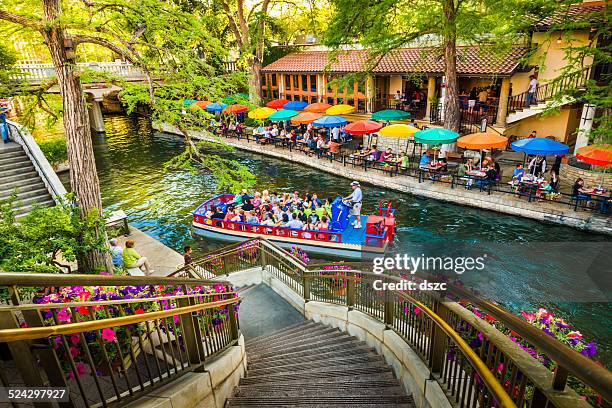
39,138,68,167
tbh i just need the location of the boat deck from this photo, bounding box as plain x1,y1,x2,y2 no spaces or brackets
341,216,368,245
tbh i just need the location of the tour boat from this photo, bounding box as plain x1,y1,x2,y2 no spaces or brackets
192,194,396,258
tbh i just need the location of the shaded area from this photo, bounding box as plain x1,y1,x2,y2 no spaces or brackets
238,284,305,339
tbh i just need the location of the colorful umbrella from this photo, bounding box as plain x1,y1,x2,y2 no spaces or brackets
269,109,299,122
192,101,210,109
312,115,349,128
183,99,198,107
283,100,308,111
576,144,612,188
304,102,332,113
266,99,290,109
205,102,228,113
457,132,508,150
575,144,612,167
371,109,410,121
414,128,459,145
511,138,570,156
380,124,420,138
326,104,355,115
291,112,322,125
224,104,248,114
248,107,276,120
345,120,382,135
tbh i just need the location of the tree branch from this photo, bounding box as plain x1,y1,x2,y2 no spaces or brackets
0,9,42,29
71,34,136,63
219,0,244,48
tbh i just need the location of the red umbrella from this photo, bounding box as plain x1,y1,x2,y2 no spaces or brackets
345,120,383,135
266,99,290,109
575,144,612,167
224,104,248,114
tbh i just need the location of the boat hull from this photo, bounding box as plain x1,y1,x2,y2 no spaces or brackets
192,221,386,259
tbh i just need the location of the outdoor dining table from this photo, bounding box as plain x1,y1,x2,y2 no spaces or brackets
517,178,542,201
418,162,447,183
464,169,490,193
583,188,611,213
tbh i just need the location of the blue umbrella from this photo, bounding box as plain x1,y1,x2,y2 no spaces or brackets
205,102,228,113
511,138,570,156
283,101,308,111
312,115,349,128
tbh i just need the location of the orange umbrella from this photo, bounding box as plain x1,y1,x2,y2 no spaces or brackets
457,132,508,150
575,144,612,167
192,101,210,109
291,112,322,125
266,99,290,109
224,104,248,114
304,102,332,113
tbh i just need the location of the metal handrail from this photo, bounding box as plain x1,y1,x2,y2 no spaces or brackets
0,271,226,286
0,297,240,342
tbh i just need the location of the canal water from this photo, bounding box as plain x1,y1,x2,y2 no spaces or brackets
60,115,611,366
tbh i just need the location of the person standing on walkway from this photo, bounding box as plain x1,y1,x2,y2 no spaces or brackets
344,181,363,229
0,108,9,143
123,240,154,275
525,75,538,107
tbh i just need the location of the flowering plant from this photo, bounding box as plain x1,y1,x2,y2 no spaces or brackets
290,246,310,264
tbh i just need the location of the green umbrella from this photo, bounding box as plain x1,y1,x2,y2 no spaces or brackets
414,128,459,145
371,109,410,121
269,109,299,122
182,99,197,107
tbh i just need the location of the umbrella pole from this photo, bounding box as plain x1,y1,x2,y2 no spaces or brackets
600,166,606,189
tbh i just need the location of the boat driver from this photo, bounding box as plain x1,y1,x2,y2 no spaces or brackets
343,181,363,229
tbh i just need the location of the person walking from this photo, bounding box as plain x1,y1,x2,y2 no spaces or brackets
525,75,538,107
0,108,9,143
344,181,363,229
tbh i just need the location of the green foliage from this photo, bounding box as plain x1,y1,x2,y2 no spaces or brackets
38,137,67,167
0,43,19,98
0,196,108,273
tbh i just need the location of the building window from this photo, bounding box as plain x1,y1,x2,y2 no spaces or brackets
285,75,291,90
271,74,277,86
310,75,317,92
301,75,308,91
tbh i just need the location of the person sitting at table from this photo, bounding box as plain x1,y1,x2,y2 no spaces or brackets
289,129,298,144
315,135,327,156
270,124,279,138
528,130,537,139
253,124,265,140
549,170,560,191
572,178,591,205
409,119,420,129
457,159,474,189
380,148,394,163
419,152,430,169
369,145,382,161
399,153,410,171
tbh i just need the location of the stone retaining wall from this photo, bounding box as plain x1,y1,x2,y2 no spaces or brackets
156,123,611,235
560,164,609,190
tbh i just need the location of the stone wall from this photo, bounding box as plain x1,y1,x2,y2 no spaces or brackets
560,163,609,190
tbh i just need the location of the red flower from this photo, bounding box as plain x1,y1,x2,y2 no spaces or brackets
77,306,90,315
135,309,145,315
484,315,496,322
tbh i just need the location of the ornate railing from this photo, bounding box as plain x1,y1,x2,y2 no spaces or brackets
174,238,612,408
11,62,146,83
0,273,240,407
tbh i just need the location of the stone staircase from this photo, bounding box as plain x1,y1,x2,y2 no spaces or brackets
227,321,415,408
0,142,54,218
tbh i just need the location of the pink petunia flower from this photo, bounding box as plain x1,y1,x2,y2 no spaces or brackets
101,328,117,342
413,307,421,316
70,333,81,345
76,362,87,376
567,331,583,340
69,346,80,358
521,311,536,322
57,309,71,322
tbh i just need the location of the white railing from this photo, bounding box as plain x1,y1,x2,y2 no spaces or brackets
12,61,146,83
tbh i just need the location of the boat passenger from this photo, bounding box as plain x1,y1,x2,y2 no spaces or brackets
303,202,313,217
224,207,236,221
241,198,255,212
262,190,270,202
314,202,325,219
318,216,329,230
211,207,225,220
308,213,319,225
277,213,290,226
233,189,247,205
261,214,275,226
286,213,304,229
252,192,262,207
304,220,317,231
230,210,243,222
245,211,258,224
311,193,322,207
343,181,364,229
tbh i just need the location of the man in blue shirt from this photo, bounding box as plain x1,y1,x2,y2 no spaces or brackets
419,152,430,168
109,239,124,268
0,109,9,143
344,181,363,229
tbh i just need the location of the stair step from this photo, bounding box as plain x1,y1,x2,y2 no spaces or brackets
246,321,316,347
248,335,361,360
233,379,402,395
8,194,53,209
0,165,38,178
247,326,342,352
0,160,33,172
226,395,415,407
240,364,393,385
0,146,25,155
0,187,50,201
239,372,397,387
247,354,383,377
248,344,376,368
0,178,47,195
13,200,55,217
2,171,39,184
0,154,28,165
232,387,406,398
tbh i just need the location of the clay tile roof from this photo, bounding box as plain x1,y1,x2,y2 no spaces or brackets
262,46,530,77
533,1,606,29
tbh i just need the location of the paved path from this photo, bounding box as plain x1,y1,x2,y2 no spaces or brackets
237,284,305,340
114,227,184,276
158,123,611,235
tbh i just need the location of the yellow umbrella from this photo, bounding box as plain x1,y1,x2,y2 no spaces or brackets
248,107,276,120
326,104,355,115
379,124,420,138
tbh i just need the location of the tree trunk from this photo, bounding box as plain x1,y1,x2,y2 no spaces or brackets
248,57,263,105
42,0,112,273
442,0,461,133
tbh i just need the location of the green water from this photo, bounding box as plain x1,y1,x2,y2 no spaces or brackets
62,115,611,365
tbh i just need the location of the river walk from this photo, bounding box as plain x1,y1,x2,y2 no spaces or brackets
157,123,611,235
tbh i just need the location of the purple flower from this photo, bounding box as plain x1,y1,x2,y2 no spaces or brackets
542,327,555,337
581,342,597,358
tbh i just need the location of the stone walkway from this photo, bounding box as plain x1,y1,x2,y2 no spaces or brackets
114,227,184,276
157,124,611,235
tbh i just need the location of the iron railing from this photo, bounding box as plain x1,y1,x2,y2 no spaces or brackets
0,274,240,407
507,67,592,114
176,238,612,408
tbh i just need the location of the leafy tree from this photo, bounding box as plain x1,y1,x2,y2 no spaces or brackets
0,196,108,273
0,43,18,98
323,0,549,132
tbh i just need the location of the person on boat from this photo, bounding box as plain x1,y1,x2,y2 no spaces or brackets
251,192,262,207
304,219,317,231
311,193,322,208
245,211,258,224
277,213,290,226
211,206,225,220
241,198,255,212
123,240,154,275
318,216,329,230
224,207,236,221
261,214,275,227
230,210,243,222
344,181,363,229
286,213,304,229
